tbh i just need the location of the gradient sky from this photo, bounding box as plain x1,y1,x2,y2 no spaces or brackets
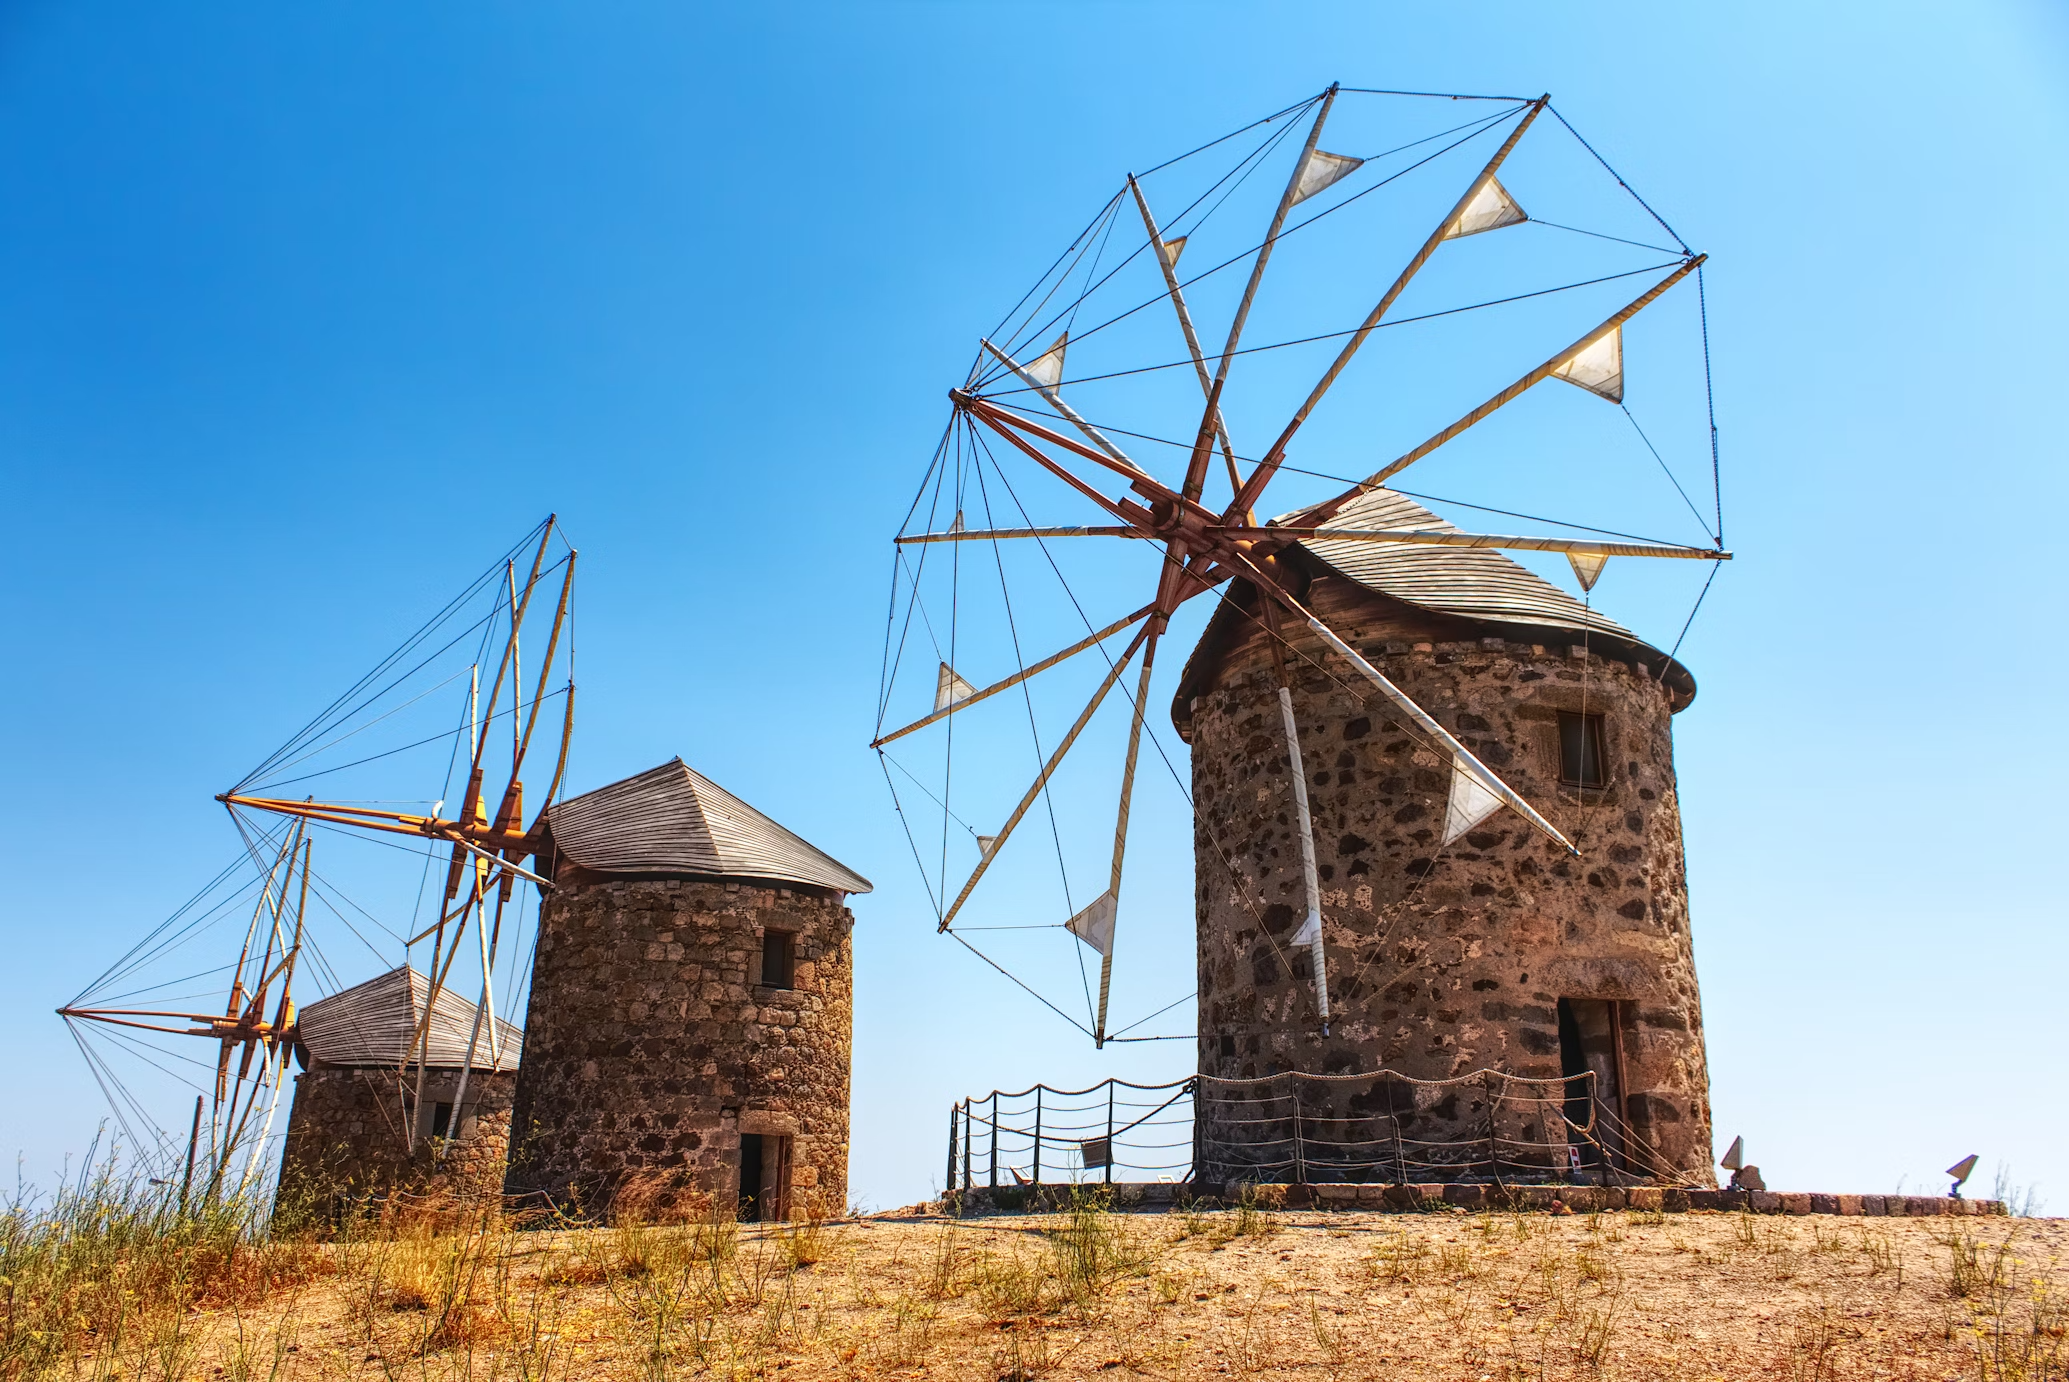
3,2,2065,1212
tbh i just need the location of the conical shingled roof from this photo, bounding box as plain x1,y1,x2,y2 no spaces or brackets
545,758,872,895
296,965,521,1071
1295,489,1640,643
1173,488,1696,728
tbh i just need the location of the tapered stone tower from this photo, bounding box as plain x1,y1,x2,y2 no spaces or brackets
503,758,870,1219
1173,491,1714,1183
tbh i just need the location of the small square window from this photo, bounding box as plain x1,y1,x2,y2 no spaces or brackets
1558,712,1607,788
1218,1033,1236,1057
761,929,796,990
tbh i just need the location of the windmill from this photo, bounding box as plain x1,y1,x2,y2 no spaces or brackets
216,516,577,1149
874,85,1729,1048
64,518,580,1186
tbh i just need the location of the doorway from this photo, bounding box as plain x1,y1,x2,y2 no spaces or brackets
1556,998,1629,1173
737,1134,793,1222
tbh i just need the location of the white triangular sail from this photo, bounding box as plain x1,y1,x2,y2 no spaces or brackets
1551,326,1624,403
1567,551,1608,591
1026,332,1068,388
1444,176,1528,240
1157,234,1187,268
1290,149,1363,206
1290,911,1322,949
948,510,965,533
934,662,977,713
976,834,997,857
1442,758,1505,845
1065,890,1116,957
1720,1135,1745,1172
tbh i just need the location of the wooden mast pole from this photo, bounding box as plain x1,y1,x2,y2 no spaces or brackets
1093,630,1159,1046
1126,175,1241,497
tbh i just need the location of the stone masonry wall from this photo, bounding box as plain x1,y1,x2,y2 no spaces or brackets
1186,574,1714,1183
503,878,854,1218
275,1065,514,1218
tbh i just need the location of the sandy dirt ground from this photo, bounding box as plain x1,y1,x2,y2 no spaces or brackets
87,1205,2069,1381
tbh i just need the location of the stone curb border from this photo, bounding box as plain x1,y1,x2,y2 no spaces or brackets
942,1183,2007,1218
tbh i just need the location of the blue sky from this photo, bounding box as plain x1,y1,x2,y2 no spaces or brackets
2,2,2064,1211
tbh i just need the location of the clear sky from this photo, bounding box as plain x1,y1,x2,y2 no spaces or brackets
3,2,2064,1212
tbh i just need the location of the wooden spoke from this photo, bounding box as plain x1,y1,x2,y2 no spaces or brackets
1202,87,1340,425
1247,527,1730,560
873,605,1154,749
1127,176,1241,501
1229,98,1549,520
1093,623,1161,1046
938,624,1151,932
1289,257,1705,528
897,526,1137,545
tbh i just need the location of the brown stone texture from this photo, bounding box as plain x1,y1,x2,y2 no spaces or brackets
503,877,853,1217
275,1064,514,1217
1180,572,1714,1184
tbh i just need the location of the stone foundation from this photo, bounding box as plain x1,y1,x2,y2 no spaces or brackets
275,1064,514,1218
939,1183,2007,1217
1180,576,1714,1184
504,877,853,1218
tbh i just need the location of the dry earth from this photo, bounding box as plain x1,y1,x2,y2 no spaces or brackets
72,1205,2069,1381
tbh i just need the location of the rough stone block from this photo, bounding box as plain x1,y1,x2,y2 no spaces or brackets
1750,1192,1783,1214
1314,1184,1360,1210
1356,1184,1389,1209
1781,1193,1813,1216
1659,1188,1690,1213
1561,1188,1602,1213
1625,1188,1663,1213
1860,1195,1886,1216
1834,1195,1862,1216
1382,1183,1422,1210
1441,1183,1486,1210
1511,1186,1560,1211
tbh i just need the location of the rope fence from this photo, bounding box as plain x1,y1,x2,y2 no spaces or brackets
947,1067,1700,1192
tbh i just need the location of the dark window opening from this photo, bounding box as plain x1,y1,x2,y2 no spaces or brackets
761,930,796,990
431,1102,454,1139
1218,1033,1236,1057
1558,711,1607,788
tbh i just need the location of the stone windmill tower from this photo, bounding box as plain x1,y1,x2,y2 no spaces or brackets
1172,490,1714,1182
276,965,523,1215
504,758,870,1219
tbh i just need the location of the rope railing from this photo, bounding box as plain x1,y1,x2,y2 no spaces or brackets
946,1067,1704,1193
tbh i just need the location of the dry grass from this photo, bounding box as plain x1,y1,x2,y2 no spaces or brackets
8,1170,2067,1381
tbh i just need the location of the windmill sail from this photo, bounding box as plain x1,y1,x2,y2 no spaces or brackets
1290,149,1363,206
1444,176,1528,239
1157,234,1187,268
934,663,977,713
1442,758,1506,845
1065,891,1116,956
1026,332,1068,388
1551,326,1624,403
1567,550,1609,591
